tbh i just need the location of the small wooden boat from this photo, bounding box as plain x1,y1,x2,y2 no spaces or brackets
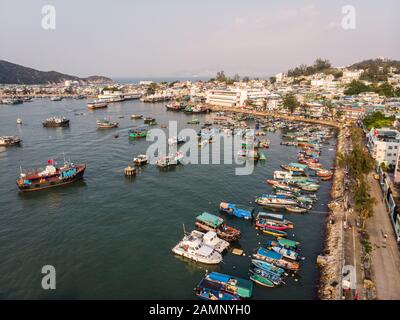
96,119,118,129
261,227,287,238
129,127,147,138
16,118,22,125
131,114,143,119
250,267,284,286
133,154,149,166
187,119,200,125
251,259,285,276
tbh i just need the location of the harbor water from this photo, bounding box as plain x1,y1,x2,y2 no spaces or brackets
0,99,336,299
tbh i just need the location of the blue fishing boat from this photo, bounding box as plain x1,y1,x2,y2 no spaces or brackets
270,246,299,261
219,202,253,220
249,267,284,286
251,259,285,276
253,247,300,271
205,272,253,299
195,278,240,300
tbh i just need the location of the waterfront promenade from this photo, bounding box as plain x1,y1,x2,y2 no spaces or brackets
366,174,400,299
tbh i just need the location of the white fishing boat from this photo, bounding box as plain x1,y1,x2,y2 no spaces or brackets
190,230,230,253
255,197,298,209
273,171,293,180
133,154,149,166
16,118,22,125
172,231,222,264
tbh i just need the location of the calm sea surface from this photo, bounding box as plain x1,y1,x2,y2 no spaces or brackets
0,99,336,299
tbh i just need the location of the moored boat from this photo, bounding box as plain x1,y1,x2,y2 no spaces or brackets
133,154,149,166
96,119,119,129
195,212,241,242
87,100,108,109
219,202,253,220
261,227,288,238
204,272,253,299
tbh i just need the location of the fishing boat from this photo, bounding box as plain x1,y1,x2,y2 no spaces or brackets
253,248,300,271
0,136,21,146
261,227,288,238
316,169,334,178
255,196,298,209
286,206,308,213
42,117,70,128
249,273,274,288
251,259,285,276
16,118,22,125
195,278,240,300
143,117,156,124
16,159,86,192
187,119,200,125
270,246,299,261
96,119,118,129
190,230,230,253
87,100,108,109
133,154,149,166
219,202,253,220
204,272,253,299
50,96,62,101
249,267,284,286
172,230,222,264
266,238,300,251
273,171,293,180
131,114,143,119
267,180,300,193
156,152,184,168
195,212,241,242
128,127,147,138
281,164,305,173
255,212,294,229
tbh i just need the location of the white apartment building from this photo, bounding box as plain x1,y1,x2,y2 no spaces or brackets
367,128,400,167
342,70,364,84
206,89,267,107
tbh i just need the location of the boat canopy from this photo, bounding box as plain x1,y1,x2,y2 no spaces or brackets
198,245,214,257
198,278,223,291
278,238,299,248
207,272,253,298
258,247,282,260
196,212,223,227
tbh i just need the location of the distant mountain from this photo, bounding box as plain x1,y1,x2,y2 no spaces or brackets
349,58,400,71
0,60,113,85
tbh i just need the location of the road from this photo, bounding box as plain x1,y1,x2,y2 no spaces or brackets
366,174,400,300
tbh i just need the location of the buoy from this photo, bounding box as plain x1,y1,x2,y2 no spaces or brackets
124,166,136,176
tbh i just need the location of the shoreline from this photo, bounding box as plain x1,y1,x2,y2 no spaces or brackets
209,106,345,300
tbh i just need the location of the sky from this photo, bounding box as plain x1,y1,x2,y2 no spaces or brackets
0,0,399,79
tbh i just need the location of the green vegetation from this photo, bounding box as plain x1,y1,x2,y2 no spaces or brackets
362,112,395,130
269,76,276,84
337,128,376,228
282,94,299,114
351,58,400,82
287,58,332,78
344,80,400,97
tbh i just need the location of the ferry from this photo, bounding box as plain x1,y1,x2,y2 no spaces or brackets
16,159,86,192
87,100,108,109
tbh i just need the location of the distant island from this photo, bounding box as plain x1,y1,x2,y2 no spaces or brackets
0,60,113,85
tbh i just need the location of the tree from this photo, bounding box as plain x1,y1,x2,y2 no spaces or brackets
216,71,228,82
233,74,241,82
269,76,276,84
283,94,299,114
242,76,250,83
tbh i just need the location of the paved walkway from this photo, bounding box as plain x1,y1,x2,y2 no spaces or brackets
367,174,400,300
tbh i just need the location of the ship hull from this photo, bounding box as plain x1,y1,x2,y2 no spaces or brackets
43,121,70,128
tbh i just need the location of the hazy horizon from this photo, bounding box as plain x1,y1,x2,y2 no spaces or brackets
1,0,399,78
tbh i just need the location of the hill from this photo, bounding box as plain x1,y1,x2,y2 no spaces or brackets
0,60,113,85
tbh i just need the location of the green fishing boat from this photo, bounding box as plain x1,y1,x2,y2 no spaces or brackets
249,274,274,288
128,127,148,138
